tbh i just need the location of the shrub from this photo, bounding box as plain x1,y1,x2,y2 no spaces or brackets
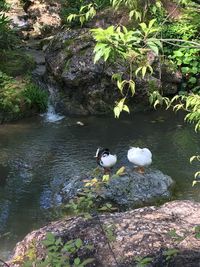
0,72,48,117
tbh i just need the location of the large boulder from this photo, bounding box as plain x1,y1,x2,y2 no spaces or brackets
44,22,182,115
9,200,200,267
60,167,173,208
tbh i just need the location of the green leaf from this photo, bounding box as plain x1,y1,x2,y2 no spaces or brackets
102,174,110,182
75,238,83,249
139,22,147,32
114,106,120,118
80,16,85,26
174,50,183,57
116,166,126,175
129,80,135,96
142,66,147,78
135,66,142,76
81,258,95,266
189,77,197,84
148,19,156,29
74,257,81,265
147,41,159,55
153,99,160,109
123,105,130,113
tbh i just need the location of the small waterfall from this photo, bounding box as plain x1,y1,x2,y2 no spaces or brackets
43,104,65,122
42,85,65,123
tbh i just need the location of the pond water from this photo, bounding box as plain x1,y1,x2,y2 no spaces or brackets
0,110,199,259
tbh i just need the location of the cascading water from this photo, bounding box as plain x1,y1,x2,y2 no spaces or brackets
43,104,65,123
42,85,65,123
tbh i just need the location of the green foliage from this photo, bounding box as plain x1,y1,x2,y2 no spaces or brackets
0,72,48,116
64,0,110,25
194,225,200,239
161,2,200,90
191,155,200,186
0,0,18,50
65,167,126,216
103,224,116,242
167,229,184,242
171,94,200,132
111,0,163,20
22,82,48,112
67,3,97,26
134,255,153,267
163,248,179,261
0,50,35,77
91,21,161,117
23,233,94,267
149,90,200,183
169,48,200,88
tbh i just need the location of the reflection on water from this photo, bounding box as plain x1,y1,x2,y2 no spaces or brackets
0,110,199,259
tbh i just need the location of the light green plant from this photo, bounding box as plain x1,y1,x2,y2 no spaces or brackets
65,167,126,216
91,20,162,118
67,3,97,26
149,90,200,184
23,233,94,267
134,255,154,267
0,72,48,115
194,225,200,239
163,248,179,262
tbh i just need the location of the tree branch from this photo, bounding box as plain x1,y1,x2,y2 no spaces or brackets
159,39,200,48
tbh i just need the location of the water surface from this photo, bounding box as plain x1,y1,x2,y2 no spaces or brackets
0,110,199,259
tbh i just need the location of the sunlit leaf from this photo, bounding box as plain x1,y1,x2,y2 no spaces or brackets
116,166,125,175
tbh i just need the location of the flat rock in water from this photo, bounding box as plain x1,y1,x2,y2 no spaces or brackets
102,167,173,207
60,167,174,208
9,200,200,267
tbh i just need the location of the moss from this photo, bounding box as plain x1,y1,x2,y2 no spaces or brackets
0,50,36,77
64,59,71,72
0,72,48,123
63,38,75,47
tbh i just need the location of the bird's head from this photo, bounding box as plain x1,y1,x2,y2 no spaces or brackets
94,147,110,158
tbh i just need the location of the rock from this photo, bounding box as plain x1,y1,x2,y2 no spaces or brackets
60,167,173,208
9,200,200,267
102,167,173,207
24,0,62,38
44,24,182,115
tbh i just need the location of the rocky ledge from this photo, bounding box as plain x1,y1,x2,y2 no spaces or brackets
9,200,200,267
60,167,174,208
44,11,182,116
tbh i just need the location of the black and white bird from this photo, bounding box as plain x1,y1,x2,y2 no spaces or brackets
127,147,152,174
95,148,117,173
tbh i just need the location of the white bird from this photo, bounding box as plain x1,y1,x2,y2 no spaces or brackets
127,147,152,174
95,148,117,173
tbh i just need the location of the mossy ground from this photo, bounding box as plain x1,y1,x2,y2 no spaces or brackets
0,49,36,77
0,72,48,123
0,46,48,123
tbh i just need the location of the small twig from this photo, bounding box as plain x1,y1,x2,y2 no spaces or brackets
0,259,10,267
159,38,200,48
92,211,120,267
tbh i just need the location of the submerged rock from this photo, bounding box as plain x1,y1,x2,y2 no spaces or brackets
60,167,174,208
9,200,200,267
